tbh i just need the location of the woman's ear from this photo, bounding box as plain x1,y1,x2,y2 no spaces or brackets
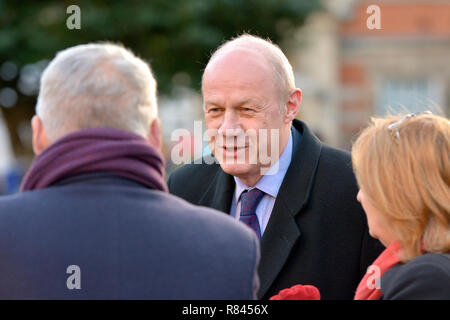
283,89,302,123
147,117,162,151
31,115,51,155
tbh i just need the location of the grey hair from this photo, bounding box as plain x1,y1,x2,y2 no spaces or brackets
36,42,157,141
204,34,296,107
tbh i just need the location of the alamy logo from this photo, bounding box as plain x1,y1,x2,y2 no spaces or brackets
366,5,381,30
66,5,81,30
66,265,81,290
170,121,281,175
366,265,381,290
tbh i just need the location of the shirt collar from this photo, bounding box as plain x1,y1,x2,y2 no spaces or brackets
234,130,293,201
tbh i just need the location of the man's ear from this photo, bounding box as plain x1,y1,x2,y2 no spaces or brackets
31,115,51,155
147,117,162,151
283,88,302,123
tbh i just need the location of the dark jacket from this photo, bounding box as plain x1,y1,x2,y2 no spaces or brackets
381,253,450,300
168,119,384,300
0,173,260,299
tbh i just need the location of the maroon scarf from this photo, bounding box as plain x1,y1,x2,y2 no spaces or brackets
21,128,168,192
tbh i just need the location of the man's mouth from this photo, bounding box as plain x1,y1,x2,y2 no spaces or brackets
222,145,248,152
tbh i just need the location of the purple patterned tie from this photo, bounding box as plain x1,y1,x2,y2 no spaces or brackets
239,188,265,239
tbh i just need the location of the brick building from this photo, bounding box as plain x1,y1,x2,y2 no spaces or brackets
292,0,450,149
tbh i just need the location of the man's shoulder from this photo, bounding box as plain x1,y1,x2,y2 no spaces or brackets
0,183,260,299
319,143,352,165
158,191,249,233
292,119,352,173
169,155,220,178
0,183,253,241
167,155,222,196
0,184,258,264
0,189,49,213
314,143,355,184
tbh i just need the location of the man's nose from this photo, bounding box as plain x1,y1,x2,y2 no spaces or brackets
218,110,243,136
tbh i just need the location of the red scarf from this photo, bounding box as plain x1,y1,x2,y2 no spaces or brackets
269,241,402,300
269,284,321,300
354,241,401,300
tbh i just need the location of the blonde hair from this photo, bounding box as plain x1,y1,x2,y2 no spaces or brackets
352,113,450,262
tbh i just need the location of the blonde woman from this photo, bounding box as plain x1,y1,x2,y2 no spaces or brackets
270,112,449,300
352,112,450,300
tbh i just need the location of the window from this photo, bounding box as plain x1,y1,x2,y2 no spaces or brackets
375,77,445,115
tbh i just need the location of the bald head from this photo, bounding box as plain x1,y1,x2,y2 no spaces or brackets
203,34,296,105
203,48,276,104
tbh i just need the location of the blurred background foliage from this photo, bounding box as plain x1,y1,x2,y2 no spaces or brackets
0,0,321,92
0,0,321,159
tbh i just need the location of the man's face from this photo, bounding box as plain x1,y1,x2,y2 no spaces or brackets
202,49,289,185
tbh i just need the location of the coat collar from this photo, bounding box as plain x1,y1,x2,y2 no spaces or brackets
258,119,322,297
197,119,323,298
198,162,235,213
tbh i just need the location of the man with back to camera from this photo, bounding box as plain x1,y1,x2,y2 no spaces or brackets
0,42,260,299
168,34,384,300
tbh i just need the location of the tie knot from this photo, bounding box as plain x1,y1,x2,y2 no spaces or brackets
240,188,265,216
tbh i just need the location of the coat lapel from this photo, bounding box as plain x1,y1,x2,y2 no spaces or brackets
258,119,323,298
198,167,235,214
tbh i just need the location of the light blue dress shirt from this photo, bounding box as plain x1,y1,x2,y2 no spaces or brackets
230,131,294,235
